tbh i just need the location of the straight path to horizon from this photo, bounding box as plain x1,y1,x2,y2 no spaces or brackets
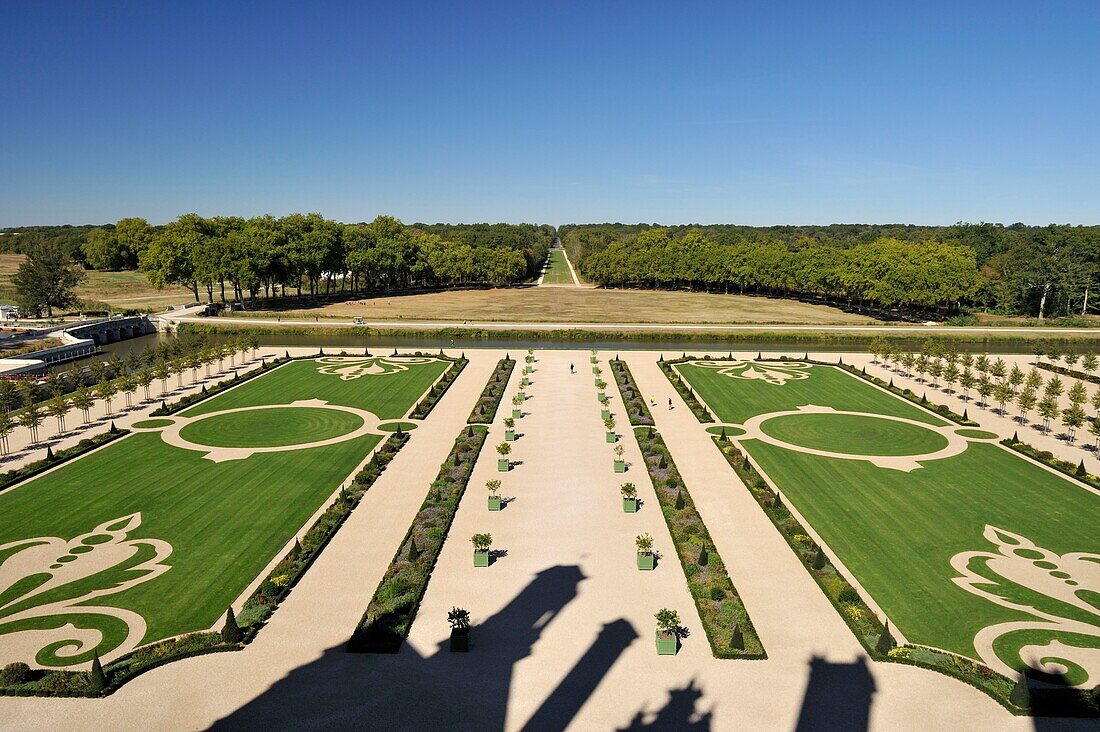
537,248,582,287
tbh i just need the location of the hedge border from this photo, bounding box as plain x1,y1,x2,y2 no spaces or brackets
1033,361,1100,386
1000,437,1100,491
630,424,765,660
347,423,490,652
0,427,130,495
468,357,516,424
609,359,654,426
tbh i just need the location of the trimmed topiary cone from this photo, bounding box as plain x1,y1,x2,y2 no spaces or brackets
1076,460,1087,477
109,421,118,434
222,606,243,644
408,536,420,562
875,621,895,655
812,545,826,570
45,445,54,462
674,489,685,510
89,651,107,694
1011,431,1018,443
720,427,727,441
962,409,968,421
730,623,744,650
1009,674,1030,709
697,543,709,566
289,538,302,560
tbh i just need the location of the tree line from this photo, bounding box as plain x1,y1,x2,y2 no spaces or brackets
138,215,551,303
868,336,1100,444
561,223,1100,319
0,334,259,453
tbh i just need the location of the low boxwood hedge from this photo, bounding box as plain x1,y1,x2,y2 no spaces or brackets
610,359,654,426
468,357,516,424
633,425,764,659
347,424,488,652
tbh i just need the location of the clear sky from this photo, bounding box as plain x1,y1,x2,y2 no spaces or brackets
2,1,1098,227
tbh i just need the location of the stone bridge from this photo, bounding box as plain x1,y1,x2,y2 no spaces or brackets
56,315,157,346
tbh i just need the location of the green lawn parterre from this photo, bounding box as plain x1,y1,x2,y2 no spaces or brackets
0,356,448,669
675,360,1100,684
541,249,575,285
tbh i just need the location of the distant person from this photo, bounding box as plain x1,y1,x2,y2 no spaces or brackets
668,398,673,410
570,363,574,373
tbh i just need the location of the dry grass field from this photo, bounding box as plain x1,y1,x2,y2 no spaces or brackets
0,253,194,311
241,287,879,325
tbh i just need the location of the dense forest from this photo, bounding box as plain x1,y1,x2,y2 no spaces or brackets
3,217,554,304
560,223,1100,320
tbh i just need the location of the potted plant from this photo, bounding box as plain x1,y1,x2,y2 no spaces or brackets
613,444,626,473
598,390,608,404
601,407,611,420
590,349,598,364
655,608,682,655
496,442,512,472
504,417,516,441
486,479,502,511
593,365,602,377
636,533,656,570
448,607,471,652
471,533,492,567
604,416,617,443
511,394,523,420
621,482,639,513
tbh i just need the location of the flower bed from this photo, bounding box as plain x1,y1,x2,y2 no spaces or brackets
347,424,489,652
633,426,764,659
609,359,654,426
1001,436,1100,490
468,357,516,424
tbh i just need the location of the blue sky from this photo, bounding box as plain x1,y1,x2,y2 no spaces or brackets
2,1,1098,226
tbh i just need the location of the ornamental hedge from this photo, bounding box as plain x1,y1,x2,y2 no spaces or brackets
633,425,764,659
347,423,489,652
468,357,516,424
609,358,654,426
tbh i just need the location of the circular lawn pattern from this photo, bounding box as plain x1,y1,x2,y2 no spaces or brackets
179,406,364,448
956,428,999,440
378,421,417,432
132,418,175,429
759,412,949,457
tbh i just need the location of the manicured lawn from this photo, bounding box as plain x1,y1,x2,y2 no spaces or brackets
0,432,379,661
675,360,945,427
0,356,448,667
184,357,448,419
541,249,575,284
758,412,949,456
179,406,364,448
745,440,1100,658
676,360,1100,674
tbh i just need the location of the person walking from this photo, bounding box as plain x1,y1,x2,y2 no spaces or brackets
668,398,673,409
569,363,574,373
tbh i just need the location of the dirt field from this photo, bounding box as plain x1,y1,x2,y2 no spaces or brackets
0,254,193,311
239,287,879,325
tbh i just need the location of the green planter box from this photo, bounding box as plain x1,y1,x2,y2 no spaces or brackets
623,498,638,513
592,367,599,375
450,628,470,652
590,357,597,364
521,378,529,387
637,553,655,570
498,459,510,472
505,430,516,441
594,378,602,387
512,409,521,419
524,366,531,374
473,550,490,567
614,460,626,473
656,631,678,655
488,496,502,511
601,409,611,420
598,393,608,403
605,432,617,443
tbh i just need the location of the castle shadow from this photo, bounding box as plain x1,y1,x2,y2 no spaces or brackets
212,564,638,731
794,655,875,732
